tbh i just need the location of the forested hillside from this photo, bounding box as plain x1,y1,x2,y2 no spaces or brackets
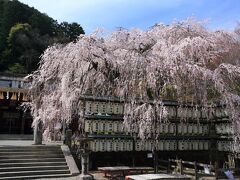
0,0,84,74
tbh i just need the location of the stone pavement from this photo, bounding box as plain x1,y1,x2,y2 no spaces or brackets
38,172,110,180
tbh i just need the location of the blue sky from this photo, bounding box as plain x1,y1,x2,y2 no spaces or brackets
19,0,240,34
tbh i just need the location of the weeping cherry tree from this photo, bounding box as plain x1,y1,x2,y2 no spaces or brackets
27,19,240,151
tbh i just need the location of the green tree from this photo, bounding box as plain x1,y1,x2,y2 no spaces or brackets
0,0,32,51
5,23,50,73
57,22,85,43
29,11,58,36
5,63,27,74
0,0,85,74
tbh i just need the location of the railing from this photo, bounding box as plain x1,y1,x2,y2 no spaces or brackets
159,158,240,179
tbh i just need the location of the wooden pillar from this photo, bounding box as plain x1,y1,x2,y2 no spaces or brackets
194,161,198,179
215,161,219,180
167,159,171,173
180,159,183,175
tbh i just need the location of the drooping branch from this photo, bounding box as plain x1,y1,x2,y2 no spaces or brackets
28,19,240,144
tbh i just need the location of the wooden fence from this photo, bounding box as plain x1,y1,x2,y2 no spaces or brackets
158,159,239,179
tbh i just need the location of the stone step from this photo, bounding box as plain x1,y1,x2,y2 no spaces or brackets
0,151,63,155
0,169,71,178
0,161,67,167
0,154,64,159
0,145,79,179
0,173,73,180
0,165,69,172
0,146,61,150
0,134,33,140
0,148,61,152
0,158,66,163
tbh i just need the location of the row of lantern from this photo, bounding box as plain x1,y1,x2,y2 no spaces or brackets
85,120,125,134
85,121,177,134
178,140,209,150
177,108,228,119
177,123,209,135
0,91,28,101
85,101,124,115
84,100,229,119
135,140,177,151
217,141,232,152
215,123,233,134
166,106,177,118
156,123,176,134
89,139,210,152
85,120,209,136
177,107,201,119
90,139,133,152
214,108,229,118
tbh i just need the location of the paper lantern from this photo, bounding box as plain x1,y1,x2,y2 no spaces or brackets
113,121,118,133
118,122,123,133
198,125,203,135
217,141,221,151
165,124,169,134
193,124,198,134
193,110,201,119
164,141,169,151
177,124,182,134
215,124,221,134
84,120,90,132
98,102,103,114
193,141,198,150
113,103,119,114
143,140,148,151
157,141,164,151
107,103,114,114
169,124,175,134
136,141,143,151
184,141,188,150
188,141,192,150
92,102,99,114
178,141,184,151
203,125,209,134
188,124,193,134
101,102,106,114
187,108,192,118
199,141,203,150
113,140,118,152
92,121,96,132
203,141,209,150
169,141,176,150
118,104,124,115
183,124,188,134
159,124,164,134
85,101,92,114
119,140,124,151
167,106,176,118
108,122,113,133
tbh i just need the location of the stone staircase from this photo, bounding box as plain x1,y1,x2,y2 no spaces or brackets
0,145,74,179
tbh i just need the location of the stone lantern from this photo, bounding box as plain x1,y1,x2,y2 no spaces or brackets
77,137,93,180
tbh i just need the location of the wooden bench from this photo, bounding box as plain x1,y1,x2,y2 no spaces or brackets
98,166,154,179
